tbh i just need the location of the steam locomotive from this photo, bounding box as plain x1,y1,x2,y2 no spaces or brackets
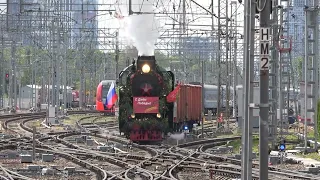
117,56,175,142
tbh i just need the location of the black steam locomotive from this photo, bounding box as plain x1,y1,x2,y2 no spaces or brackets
117,56,175,142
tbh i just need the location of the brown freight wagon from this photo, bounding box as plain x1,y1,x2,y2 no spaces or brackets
173,84,202,131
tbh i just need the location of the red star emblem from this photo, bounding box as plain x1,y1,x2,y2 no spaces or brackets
141,84,152,96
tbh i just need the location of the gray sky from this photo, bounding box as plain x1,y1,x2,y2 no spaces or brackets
0,0,6,14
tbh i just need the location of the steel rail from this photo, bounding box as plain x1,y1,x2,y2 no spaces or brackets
3,112,111,180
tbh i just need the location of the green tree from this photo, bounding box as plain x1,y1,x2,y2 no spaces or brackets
293,57,303,81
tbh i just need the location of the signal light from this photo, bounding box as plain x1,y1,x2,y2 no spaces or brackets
5,74,9,78
279,140,286,151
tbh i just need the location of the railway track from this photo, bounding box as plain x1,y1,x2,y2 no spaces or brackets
75,115,241,179
1,112,318,179
1,111,113,180
76,114,320,180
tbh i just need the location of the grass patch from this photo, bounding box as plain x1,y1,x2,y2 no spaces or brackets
63,115,85,125
63,115,117,125
228,135,259,153
216,132,241,138
28,120,42,127
63,115,92,125
227,135,297,154
286,134,300,141
94,117,117,123
49,126,65,131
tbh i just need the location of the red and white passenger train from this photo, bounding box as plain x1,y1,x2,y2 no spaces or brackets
95,80,116,115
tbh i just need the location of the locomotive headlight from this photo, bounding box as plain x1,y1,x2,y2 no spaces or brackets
156,113,161,118
142,64,151,73
131,114,135,118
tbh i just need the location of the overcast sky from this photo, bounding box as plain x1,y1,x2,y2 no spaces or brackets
0,0,245,51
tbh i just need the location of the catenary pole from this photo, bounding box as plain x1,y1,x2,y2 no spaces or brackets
231,1,238,118
201,51,204,138
258,0,271,179
304,6,308,151
241,0,250,178
247,0,255,178
241,0,255,179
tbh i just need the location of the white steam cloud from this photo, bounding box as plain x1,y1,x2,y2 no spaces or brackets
168,132,185,140
124,0,160,56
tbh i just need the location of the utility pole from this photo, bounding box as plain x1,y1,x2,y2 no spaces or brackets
104,54,107,80
210,0,215,82
270,0,279,149
217,1,222,123
79,1,85,109
56,24,61,112
33,126,36,160
182,0,187,82
29,49,34,109
10,40,17,109
217,0,229,124
231,1,238,118
63,32,68,109
225,0,230,126
51,19,57,112
0,32,4,109
176,0,187,82
129,0,133,15
278,6,284,139
115,31,119,80
241,0,255,179
312,2,319,150
259,0,271,179
201,51,204,138
303,1,319,151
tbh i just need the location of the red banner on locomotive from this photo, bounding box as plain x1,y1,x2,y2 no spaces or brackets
133,97,159,113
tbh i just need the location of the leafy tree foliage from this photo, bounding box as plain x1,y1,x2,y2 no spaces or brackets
292,57,303,81
2,44,219,94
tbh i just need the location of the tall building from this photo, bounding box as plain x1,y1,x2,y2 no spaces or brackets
71,0,98,49
181,36,217,60
6,0,75,47
6,0,36,45
288,0,320,59
287,0,305,59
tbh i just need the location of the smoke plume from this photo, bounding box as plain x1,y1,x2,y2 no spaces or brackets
125,0,160,56
168,132,185,140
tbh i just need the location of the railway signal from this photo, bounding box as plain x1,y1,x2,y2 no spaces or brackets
183,125,189,133
279,140,286,152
